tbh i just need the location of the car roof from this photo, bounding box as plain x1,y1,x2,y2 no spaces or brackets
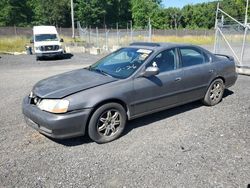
129,42,199,50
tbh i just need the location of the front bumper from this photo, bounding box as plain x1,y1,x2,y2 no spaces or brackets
36,50,63,57
22,96,92,139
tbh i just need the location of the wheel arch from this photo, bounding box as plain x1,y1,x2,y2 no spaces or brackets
209,76,225,87
214,76,225,83
85,98,130,134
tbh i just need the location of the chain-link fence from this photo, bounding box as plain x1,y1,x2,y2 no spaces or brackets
77,22,214,52
0,27,73,37
77,22,151,51
214,4,250,67
0,25,214,54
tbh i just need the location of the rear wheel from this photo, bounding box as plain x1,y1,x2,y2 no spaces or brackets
88,103,127,144
202,78,225,106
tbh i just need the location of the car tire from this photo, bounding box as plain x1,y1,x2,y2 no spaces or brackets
202,78,225,106
88,103,127,144
36,56,40,61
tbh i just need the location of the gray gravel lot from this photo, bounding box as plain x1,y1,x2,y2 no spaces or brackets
0,53,249,187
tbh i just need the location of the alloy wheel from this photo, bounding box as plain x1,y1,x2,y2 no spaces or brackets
97,110,121,136
210,81,223,103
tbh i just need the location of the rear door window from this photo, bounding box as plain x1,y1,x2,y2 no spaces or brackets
180,48,206,67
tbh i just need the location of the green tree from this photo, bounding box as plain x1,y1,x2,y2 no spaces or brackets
76,0,131,28
131,0,162,28
0,0,32,26
76,0,106,27
28,0,71,27
165,7,182,29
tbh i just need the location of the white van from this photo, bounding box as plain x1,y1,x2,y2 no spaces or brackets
32,26,64,60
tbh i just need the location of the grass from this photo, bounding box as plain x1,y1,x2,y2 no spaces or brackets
0,37,30,53
151,35,215,45
0,35,216,53
0,36,80,53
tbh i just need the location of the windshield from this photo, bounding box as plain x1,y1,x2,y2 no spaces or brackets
89,48,153,79
35,34,58,42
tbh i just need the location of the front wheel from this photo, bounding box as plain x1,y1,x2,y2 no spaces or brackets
88,103,127,144
202,78,225,106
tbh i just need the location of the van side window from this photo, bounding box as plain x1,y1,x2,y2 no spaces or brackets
180,48,205,67
148,49,177,73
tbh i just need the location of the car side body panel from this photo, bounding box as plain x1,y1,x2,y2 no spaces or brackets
131,69,184,116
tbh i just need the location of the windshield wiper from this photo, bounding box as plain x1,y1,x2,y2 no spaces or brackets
89,67,111,77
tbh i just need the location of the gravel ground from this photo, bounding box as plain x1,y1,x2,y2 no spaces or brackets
0,53,249,188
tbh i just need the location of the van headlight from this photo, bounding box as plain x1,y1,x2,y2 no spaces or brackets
37,99,69,113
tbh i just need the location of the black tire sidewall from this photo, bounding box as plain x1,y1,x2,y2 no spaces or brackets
88,103,127,144
203,78,225,106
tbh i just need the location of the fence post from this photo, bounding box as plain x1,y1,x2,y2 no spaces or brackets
213,2,220,53
96,27,99,48
130,21,133,42
148,18,152,42
105,30,109,51
14,25,17,37
88,26,90,45
240,26,248,64
116,22,119,46
240,0,249,64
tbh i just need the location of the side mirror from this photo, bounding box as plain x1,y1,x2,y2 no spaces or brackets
60,38,64,42
30,39,34,43
140,66,159,77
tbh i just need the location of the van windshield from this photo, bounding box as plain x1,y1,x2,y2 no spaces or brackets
35,34,58,42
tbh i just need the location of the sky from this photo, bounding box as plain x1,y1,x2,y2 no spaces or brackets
162,0,216,8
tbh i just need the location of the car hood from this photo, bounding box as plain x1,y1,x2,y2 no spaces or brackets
33,69,117,98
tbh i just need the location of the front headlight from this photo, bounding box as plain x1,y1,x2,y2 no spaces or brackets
37,99,69,114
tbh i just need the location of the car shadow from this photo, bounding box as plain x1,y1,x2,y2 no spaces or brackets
122,101,203,137
49,135,92,146
52,89,234,146
122,89,234,136
38,53,74,61
223,88,234,98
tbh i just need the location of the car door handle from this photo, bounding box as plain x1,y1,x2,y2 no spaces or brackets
175,77,181,82
209,69,214,73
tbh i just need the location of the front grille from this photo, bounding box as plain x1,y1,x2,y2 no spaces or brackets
40,45,59,51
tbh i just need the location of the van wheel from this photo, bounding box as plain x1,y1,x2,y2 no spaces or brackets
88,103,127,144
202,78,225,106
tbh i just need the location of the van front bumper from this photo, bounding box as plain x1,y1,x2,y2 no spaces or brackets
36,51,63,57
22,96,92,139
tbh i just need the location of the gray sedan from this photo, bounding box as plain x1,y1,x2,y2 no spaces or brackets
22,42,237,143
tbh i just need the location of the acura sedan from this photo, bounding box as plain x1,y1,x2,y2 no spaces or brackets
22,42,237,143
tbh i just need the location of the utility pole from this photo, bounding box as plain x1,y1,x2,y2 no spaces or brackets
71,0,75,38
